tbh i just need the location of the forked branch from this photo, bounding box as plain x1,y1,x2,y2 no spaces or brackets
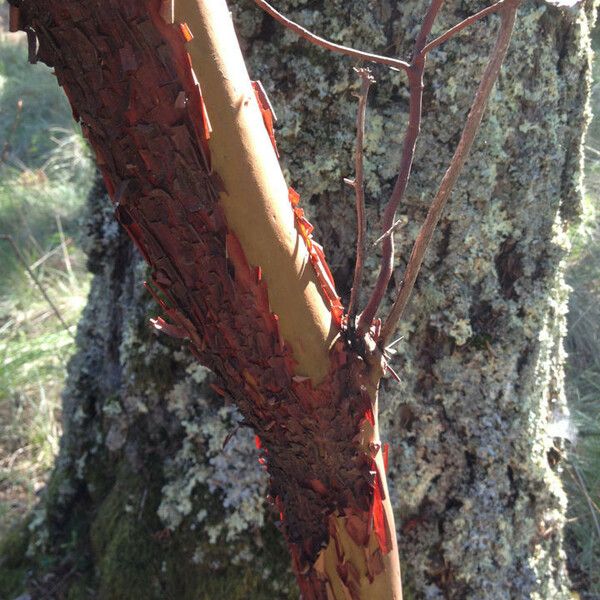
254,0,520,348
423,0,507,55
356,0,444,334
380,0,520,345
252,0,410,71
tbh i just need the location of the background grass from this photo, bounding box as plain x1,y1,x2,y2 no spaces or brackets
563,36,600,592
0,23,93,538
0,6,598,599
564,185,600,598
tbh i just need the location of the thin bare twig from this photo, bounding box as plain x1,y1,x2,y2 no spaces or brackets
347,68,375,322
0,234,74,338
423,0,507,55
252,0,410,72
380,0,520,345
374,1,510,249
414,0,446,52
356,0,445,334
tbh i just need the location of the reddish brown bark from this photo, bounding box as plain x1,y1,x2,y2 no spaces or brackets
13,0,400,596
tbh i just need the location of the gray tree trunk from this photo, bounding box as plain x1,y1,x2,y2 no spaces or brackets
1,1,593,598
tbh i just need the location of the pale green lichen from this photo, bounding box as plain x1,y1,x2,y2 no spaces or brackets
158,378,268,541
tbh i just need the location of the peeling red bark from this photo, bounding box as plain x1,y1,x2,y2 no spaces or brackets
14,0,396,595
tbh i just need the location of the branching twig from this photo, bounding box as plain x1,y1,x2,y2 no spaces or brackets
414,0,446,51
347,68,375,322
252,0,410,72
0,234,74,338
255,0,521,345
356,0,444,334
380,0,520,345
422,0,507,55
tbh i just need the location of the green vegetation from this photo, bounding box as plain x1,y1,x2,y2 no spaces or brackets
0,30,93,541
560,27,600,599
85,464,295,600
0,517,30,599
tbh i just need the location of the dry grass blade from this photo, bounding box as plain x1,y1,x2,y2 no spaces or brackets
0,234,74,337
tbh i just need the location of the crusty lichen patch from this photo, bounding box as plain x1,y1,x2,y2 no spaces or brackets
158,373,268,541
89,462,294,600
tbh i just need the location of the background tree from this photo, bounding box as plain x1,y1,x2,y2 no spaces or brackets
0,0,594,598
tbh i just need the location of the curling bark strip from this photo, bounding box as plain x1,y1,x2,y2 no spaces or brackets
14,0,401,597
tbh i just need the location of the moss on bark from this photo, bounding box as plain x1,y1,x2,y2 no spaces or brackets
0,519,30,599
87,463,294,600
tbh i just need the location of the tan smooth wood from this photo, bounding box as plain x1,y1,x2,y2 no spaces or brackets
175,0,337,383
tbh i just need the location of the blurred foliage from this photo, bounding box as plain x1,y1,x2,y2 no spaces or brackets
0,31,93,537
561,26,600,600
0,39,83,168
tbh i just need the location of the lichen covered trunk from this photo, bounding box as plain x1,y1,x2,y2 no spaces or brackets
1,0,593,599
236,1,591,596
